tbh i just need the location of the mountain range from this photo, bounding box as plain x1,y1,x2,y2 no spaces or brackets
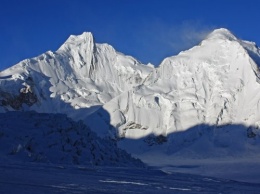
1,28,260,182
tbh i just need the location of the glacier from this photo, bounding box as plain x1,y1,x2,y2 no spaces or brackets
1,28,260,183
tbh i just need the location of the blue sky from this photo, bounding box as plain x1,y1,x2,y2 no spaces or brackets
1,0,260,70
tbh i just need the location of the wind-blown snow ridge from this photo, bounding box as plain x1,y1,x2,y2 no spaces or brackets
206,28,237,41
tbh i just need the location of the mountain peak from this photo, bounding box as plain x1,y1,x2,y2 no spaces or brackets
66,32,94,43
58,32,95,51
206,28,237,41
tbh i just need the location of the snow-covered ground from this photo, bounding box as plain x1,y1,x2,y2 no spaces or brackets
1,161,260,194
142,154,260,184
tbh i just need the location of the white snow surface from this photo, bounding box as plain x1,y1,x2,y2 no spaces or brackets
1,28,260,183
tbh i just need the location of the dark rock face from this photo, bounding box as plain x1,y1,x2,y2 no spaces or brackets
0,85,37,110
247,127,258,138
144,134,168,146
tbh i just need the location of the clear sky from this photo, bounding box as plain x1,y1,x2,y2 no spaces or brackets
1,0,260,70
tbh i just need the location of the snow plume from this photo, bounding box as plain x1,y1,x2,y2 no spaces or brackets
162,21,214,54
135,20,214,65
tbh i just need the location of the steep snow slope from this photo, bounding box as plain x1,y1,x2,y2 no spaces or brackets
94,28,260,140
0,111,143,167
0,32,152,120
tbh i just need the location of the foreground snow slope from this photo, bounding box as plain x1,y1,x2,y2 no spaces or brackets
1,162,260,194
0,111,143,167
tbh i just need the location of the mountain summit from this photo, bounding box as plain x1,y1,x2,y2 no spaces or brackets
206,28,237,41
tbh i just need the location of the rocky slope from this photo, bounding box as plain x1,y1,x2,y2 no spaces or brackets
0,111,143,167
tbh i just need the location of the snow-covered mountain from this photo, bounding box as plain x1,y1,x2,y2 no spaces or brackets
1,28,260,174
91,28,260,139
0,32,152,120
